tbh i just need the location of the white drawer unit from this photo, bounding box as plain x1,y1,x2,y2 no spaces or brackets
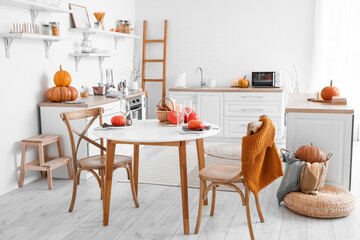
224,101,282,117
169,89,284,141
224,92,283,102
224,117,283,139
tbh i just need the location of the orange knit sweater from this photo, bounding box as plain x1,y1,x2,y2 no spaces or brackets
241,117,284,196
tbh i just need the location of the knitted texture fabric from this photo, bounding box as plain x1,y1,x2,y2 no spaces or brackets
276,151,305,204
241,116,284,196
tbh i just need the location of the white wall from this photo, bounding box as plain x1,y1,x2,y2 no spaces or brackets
135,0,316,118
0,0,136,195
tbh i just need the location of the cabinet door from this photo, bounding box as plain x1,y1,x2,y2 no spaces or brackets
169,91,196,110
196,92,223,136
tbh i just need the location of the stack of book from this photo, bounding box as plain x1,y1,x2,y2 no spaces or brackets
331,97,347,105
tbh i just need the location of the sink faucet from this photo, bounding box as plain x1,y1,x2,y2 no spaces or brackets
196,67,206,88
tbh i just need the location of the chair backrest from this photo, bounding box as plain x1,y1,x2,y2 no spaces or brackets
60,107,106,170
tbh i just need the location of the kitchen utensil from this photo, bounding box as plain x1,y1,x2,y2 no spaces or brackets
92,85,106,95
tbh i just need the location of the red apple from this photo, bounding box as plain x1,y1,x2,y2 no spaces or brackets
111,115,126,126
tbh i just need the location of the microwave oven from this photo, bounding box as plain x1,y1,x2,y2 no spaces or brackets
252,71,281,88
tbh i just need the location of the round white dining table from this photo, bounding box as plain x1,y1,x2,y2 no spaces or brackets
94,119,220,235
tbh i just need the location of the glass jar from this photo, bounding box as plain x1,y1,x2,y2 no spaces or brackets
94,22,102,30
42,24,51,35
49,22,60,36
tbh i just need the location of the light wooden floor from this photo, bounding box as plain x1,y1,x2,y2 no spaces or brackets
0,142,359,240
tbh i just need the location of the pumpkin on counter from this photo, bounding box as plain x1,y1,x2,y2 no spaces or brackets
321,80,340,100
294,143,332,163
46,86,78,102
54,65,72,87
237,75,250,88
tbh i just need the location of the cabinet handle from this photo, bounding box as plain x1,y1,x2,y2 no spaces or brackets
241,96,263,98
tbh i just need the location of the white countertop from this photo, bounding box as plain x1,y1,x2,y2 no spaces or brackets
93,119,220,142
285,94,354,114
169,87,283,92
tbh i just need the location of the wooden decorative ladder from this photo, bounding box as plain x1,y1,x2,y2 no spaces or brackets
141,20,168,100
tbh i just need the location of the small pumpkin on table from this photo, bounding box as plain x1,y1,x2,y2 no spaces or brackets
46,65,78,102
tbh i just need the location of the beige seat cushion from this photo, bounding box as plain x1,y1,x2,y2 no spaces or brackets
199,163,242,183
284,185,356,218
78,154,131,169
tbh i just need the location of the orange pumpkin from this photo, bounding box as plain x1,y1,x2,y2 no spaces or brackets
237,75,250,88
46,86,78,102
321,80,340,100
54,65,72,87
294,143,331,163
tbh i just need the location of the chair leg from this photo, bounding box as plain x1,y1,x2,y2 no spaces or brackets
19,144,27,188
125,164,139,208
66,160,73,180
69,169,82,212
245,184,255,240
100,169,105,200
46,168,53,190
210,185,216,216
195,179,206,234
255,194,265,222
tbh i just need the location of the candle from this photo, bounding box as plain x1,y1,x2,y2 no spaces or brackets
170,98,176,110
232,79,238,86
175,104,182,112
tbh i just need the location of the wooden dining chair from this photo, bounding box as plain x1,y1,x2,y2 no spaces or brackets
195,118,278,240
60,107,139,212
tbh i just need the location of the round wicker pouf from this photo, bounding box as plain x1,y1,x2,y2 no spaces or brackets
284,185,356,218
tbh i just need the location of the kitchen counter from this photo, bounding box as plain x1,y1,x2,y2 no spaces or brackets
285,93,354,190
38,91,146,108
168,87,283,92
285,93,354,114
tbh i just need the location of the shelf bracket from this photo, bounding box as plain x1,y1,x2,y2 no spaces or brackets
98,56,105,70
44,40,53,58
3,38,13,58
74,56,81,72
82,33,90,41
114,37,120,50
30,9,40,23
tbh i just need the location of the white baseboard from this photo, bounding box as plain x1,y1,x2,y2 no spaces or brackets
0,171,41,196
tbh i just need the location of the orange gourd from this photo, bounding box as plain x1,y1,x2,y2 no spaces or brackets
237,75,250,88
321,80,340,100
46,86,78,102
294,143,330,163
54,65,72,87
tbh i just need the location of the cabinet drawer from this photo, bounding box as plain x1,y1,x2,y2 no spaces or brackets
88,101,121,117
224,117,283,139
224,92,282,102
224,101,282,117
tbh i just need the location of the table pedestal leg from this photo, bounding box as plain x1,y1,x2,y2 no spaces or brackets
196,138,208,205
103,140,116,226
178,141,189,235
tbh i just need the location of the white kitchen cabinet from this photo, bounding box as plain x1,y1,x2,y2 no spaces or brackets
169,88,284,141
285,94,354,190
196,92,223,136
169,91,196,109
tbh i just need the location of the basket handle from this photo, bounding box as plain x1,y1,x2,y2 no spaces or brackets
326,152,333,160
157,98,175,110
280,148,290,155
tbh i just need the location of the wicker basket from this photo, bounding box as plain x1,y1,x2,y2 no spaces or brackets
157,98,175,122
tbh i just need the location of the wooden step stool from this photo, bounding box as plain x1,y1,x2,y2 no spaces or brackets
19,134,73,190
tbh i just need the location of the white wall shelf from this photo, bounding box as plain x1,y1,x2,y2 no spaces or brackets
69,28,140,50
0,33,76,58
69,52,112,71
0,0,72,22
